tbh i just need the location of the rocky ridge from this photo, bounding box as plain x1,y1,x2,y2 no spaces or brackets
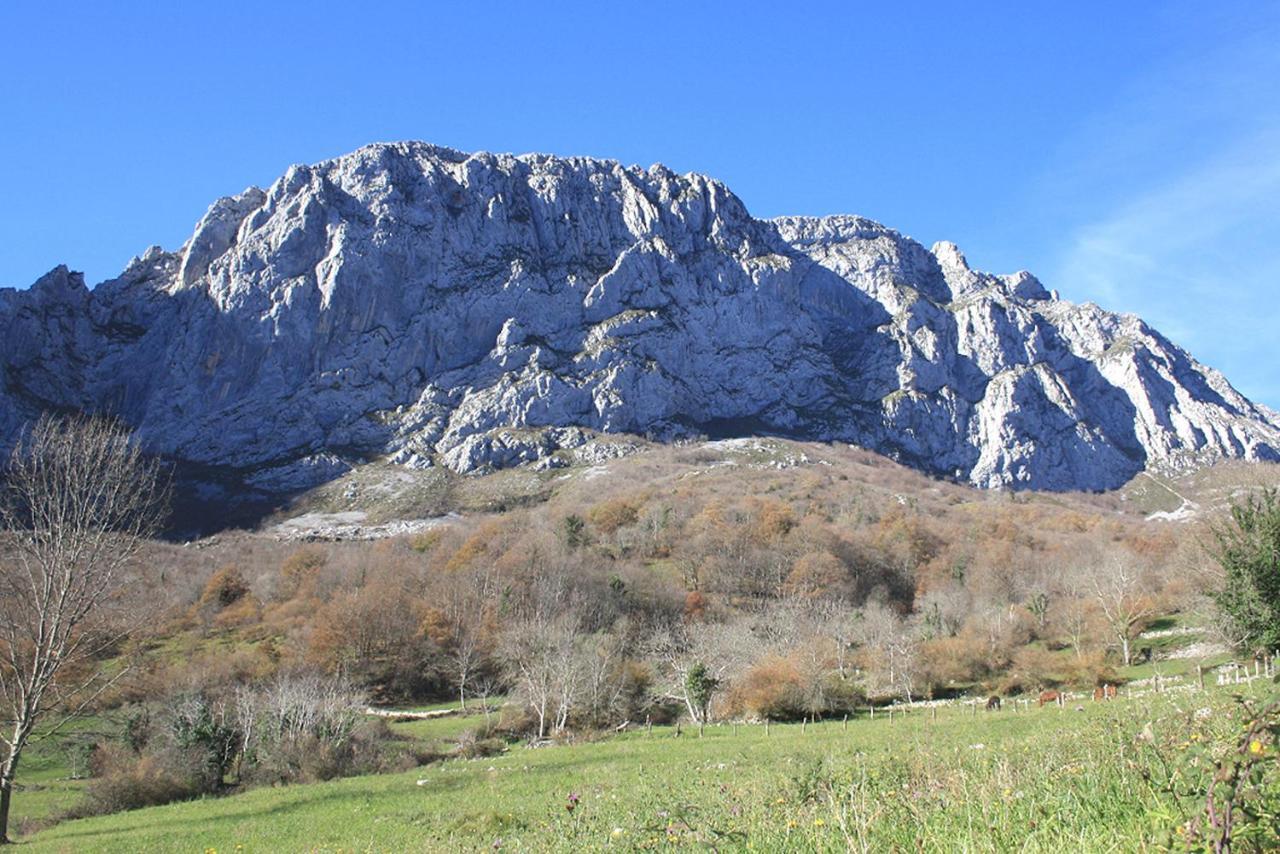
2,141,1276,493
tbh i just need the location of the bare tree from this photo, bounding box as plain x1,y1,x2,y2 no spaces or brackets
426,568,496,714
1087,555,1155,666
501,612,582,739
0,415,163,842
647,618,759,723
855,602,919,702
817,601,861,680
471,674,501,730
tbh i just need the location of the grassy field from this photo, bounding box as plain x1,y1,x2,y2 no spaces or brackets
17,682,1276,852
6,714,123,839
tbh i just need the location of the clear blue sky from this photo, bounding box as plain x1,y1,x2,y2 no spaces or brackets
3,2,1278,407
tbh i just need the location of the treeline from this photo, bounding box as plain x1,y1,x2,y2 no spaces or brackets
134,476,1213,740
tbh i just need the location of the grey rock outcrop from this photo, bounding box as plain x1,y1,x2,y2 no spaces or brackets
2,142,1276,492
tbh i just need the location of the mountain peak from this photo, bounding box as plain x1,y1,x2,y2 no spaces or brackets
0,141,1275,494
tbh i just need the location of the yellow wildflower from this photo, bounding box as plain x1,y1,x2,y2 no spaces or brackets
1249,739,1265,755
813,819,826,827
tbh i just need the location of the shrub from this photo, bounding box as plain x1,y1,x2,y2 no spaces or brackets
199,568,249,606
1061,650,1116,688
589,498,641,535
1212,489,1280,650
454,729,507,759
1000,646,1064,695
781,551,850,600
73,744,217,817
728,655,807,720
279,548,326,599
168,693,239,781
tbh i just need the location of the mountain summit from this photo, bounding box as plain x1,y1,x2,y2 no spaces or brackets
2,142,1277,492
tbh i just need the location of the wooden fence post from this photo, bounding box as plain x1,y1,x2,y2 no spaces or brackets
842,714,848,731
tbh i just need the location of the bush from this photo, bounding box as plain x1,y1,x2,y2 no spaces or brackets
589,498,641,535
820,674,867,714
454,729,508,759
728,655,807,720
999,646,1065,695
198,566,250,611
1061,650,1117,688
168,693,238,781
72,744,217,817
279,548,326,599
1212,489,1280,650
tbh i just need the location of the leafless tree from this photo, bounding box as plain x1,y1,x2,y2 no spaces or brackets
1086,555,1155,666
855,602,919,702
578,630,628,728
817,601,861,680
647,617,759,723
432,567,496,714
500,611,582,739
0,415,164,842
253,673,366,747
471,674,502,730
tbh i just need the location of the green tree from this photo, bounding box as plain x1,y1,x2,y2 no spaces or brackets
684,662,718,724
561,514,588,550
1026,592,1050,629
1212,488,1280,651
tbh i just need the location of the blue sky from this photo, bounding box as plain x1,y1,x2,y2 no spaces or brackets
2,2,1277,407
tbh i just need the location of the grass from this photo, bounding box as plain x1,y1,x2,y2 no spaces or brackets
7,714,121,837
380,698,507,744
19,682,1275,852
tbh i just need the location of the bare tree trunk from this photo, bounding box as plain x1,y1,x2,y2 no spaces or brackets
0,740,23,844
683,693,701,725
0,415,164,839
0,778,11,845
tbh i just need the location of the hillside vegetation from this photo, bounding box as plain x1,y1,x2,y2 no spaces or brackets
23,681,1280,852
5,437,1279,846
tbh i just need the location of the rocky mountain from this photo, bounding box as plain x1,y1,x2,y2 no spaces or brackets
2,141,1277,493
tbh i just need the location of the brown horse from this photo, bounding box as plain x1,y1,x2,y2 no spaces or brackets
1092,683,1118,702
985,695,1002,711
1037,690,1061,707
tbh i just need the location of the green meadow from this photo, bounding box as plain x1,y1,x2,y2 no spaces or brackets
19,681,1276,852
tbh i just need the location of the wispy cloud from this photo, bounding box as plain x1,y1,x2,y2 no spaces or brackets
1042,16,1280,408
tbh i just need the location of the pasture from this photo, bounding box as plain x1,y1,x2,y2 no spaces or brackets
20,680,1277,852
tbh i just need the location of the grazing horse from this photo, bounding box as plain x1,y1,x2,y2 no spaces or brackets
1037,690,1061,707
1091,683,1118,701
985,695,1002,711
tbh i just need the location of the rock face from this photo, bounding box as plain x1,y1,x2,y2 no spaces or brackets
2,142,1277,492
